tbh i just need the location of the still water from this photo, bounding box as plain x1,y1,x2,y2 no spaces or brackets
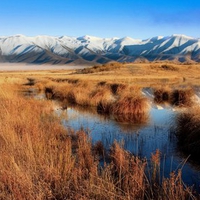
55,103,200,189
25,88,200,190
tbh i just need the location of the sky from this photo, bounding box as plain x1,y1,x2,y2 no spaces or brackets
0,0,200,39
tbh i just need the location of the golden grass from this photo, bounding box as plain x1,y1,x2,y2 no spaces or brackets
111,94,149,115
110,83,127,95
38,78,150,124
1,62,200,88
0,84,197,199
150,64,180,71
153,87,195,107
76,62,123,74
90,85,114,107
0,62,199,199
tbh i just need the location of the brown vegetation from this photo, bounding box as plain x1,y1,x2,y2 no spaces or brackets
42,78,149,124
110,83,127,95
76,62,123,74
160,64,179,71
153,87,195,107
170,88,195,107
176,107,200,157
154,87,171,104
0,84,197,199
90,85,114,107
150,64,179,71
111,95,149,116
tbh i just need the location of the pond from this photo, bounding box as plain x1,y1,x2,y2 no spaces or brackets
54,101,200,190
24,88,200,190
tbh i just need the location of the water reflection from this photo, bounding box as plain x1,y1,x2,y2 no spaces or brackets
22,88,200,190
59,104,200,189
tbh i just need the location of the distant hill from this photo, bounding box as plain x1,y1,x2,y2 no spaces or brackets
0,34,199,65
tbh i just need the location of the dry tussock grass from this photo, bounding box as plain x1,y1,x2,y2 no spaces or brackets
176,107,200,157
76,62,123,74
110,83,127,95
150,64,179,71
0,85,197,199
153,87,195,107
170,88,195,107
154,86,171,104
111,95,149,116
90,85,114,107
97,101,112,115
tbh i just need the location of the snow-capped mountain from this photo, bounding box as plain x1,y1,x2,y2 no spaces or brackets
0,34,199,64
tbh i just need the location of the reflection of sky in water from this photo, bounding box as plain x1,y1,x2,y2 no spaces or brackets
59,106,200,189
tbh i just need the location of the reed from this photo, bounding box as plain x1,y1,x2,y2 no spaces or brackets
109,141,146,199
175,107,200,157
0,83,197,199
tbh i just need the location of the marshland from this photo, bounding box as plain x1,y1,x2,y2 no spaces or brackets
1,62,200,199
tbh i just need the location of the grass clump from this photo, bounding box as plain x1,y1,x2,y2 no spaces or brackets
161,64,179,71
111,95,149,116
45,87,55,99
111,91,150,123
153,87,195,107
175,107,200,158
150,64,179,71
90,85,114,107
154,87,171,104
97,101,112,115
110,83,127,95
170,88,194,107
77,62,123,74
0,85,197,199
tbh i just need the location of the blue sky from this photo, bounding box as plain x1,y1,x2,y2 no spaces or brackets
1,0,200,39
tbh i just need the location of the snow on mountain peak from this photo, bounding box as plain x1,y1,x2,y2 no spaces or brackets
0,34,199,64
171,34,195,40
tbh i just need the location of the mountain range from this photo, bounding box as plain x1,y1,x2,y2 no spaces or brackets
0,34,200,65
